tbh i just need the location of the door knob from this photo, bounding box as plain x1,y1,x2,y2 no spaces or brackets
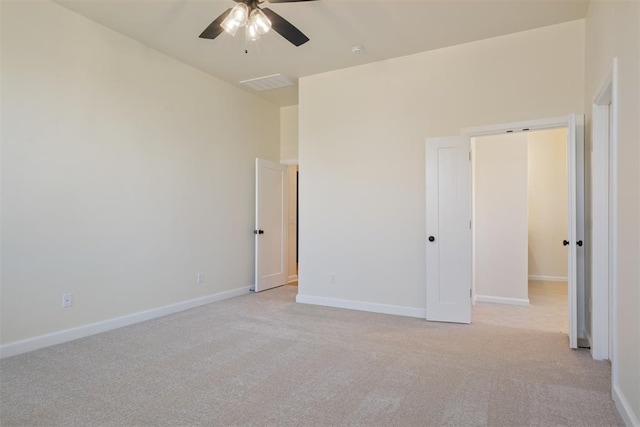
254,229,264,235
563,240,570,246
428,236,436,242
576,240,583,247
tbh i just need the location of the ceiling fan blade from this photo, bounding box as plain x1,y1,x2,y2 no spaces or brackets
267,0,318,2
199,8,232,39
261,8,309,46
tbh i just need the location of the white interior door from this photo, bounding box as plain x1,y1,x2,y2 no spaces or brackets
255,158,288,292
425,136,472,324
567,114,585,349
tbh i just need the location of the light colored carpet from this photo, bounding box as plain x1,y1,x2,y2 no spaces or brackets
473,281,569,334
0,285,623,426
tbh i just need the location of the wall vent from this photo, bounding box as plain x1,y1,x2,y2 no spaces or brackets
239,74,294,91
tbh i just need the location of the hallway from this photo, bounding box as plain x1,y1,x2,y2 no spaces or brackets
473,281,568,334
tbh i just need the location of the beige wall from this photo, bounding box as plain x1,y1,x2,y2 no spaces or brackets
0,0,280,345
527,128,568,281
298,20,584,311
280,105,299,164
585,0,640,422
474,133,529,302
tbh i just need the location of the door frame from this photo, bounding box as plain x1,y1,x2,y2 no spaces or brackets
282,160,299,287
462,115,585,349
590,58,618,368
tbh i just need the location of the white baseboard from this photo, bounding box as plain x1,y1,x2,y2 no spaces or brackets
528,275,568,282
296,294,426,319
474,295,530,306
613,384,640,427
287,275,298,283
0,285,252,359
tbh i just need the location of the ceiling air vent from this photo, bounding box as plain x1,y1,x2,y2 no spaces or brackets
239,74,294,91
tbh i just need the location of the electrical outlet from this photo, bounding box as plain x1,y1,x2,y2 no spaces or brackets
330,274,336,284
62,293,72,308
196,272,204,284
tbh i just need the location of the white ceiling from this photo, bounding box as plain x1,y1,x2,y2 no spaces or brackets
53,0,589,107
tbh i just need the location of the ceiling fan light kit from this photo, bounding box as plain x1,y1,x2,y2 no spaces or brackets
222,3,270,39
251,9,272,34
199,0,316,47
221,3,249,36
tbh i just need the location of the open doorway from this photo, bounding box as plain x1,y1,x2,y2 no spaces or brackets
425,115,584,346
471,128,569,335
287,165,299,285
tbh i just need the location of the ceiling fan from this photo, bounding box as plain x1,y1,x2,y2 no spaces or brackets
199,0,317,47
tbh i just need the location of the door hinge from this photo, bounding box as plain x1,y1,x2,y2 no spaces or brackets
469,151,471,161
470,289,472,298
469,220,472,229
